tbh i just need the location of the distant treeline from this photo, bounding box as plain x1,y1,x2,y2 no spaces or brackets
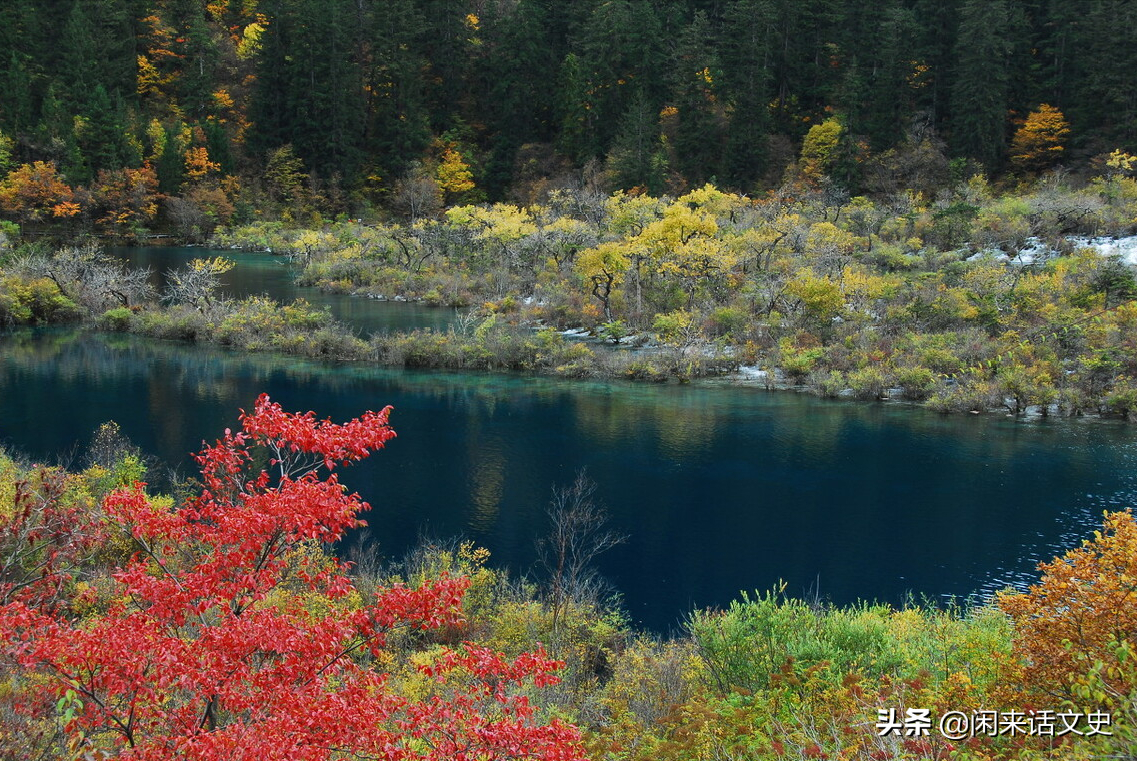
0,0,1135,227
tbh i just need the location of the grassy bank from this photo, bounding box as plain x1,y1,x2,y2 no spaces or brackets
2,440,1134,760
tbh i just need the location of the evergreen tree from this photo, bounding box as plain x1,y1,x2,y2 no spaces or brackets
59,0,138,104
78,85,131,176
666,12,726,187
720,0,776,190
1074,0,1137,149
36,83,88,184
850,3,921,150
474,0,557,197
764,0,843,133
419,0,474,132
576,0,667,159
0,52,35,136
909,0,959,130
202,119,234,176
167,0,220,120
555,52,591,163
606,88,667,194
156,123,186,194
250,0,365,181
950,0,1021,168
362,0,431,180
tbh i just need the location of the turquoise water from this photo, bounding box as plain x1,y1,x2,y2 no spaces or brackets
108,246,459,334
2,328,1134,631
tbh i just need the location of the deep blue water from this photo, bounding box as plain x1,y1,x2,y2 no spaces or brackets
1,326,1134,632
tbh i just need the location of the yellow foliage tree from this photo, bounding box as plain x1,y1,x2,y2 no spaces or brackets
435,146,476,201
1009,104,1070,175
800,118,844,179
786,270,844,323
184,146,221,182
576,241,630,320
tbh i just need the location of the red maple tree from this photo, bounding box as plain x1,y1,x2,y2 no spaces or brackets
0,394,583,761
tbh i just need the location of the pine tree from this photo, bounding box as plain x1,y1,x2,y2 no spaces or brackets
1075,0,1137,148
950,0,1020,169
1009,103,1070,174
362,0,431,180
249,0,364,182
576,0,667,159
606,88,667,194
665,12,726,187
842,3,920,151
78,85,130,176
473,0,557,197
720,0,776,190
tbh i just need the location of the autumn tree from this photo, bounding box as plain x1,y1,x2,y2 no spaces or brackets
799,118,844,180
163,256,234,311
536,471,626,639
19,244,156,312
999,510,1137,699
433,139,476,203
1009,104,1070,175
0,162,81,223
91,165,161,235
392,162,443,223
0,395,585,761
577,241,629,320
0,460,110,611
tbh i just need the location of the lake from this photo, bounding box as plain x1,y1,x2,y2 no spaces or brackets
108,246,459,334
0,248,1134,631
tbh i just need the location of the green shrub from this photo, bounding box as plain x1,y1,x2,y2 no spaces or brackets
846,365,890,399
623,359,669,382
781,346,825,382
705,306,749,338
0,276,81,324
895,365,937,399
98,307,134,332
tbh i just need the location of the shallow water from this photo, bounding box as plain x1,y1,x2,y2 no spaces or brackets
108,246,458,334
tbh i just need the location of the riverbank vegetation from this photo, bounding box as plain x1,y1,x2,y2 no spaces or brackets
2,403,1136,760
3,156,1137,412
213,164,1137,416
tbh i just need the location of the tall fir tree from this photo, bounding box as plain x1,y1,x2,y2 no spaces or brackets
849,3,921,150
473,0,557,197
250,0,364,182
1074,0,1137,149
720,0,775,190
606,87,667,194
362,0,432,180
950,0,1021,169
419,0,475,133
576,0,667,159
666,12,726,187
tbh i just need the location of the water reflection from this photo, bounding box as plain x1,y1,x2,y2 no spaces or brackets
467,435,506,533
107,246,459,335
1,328,1135,630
